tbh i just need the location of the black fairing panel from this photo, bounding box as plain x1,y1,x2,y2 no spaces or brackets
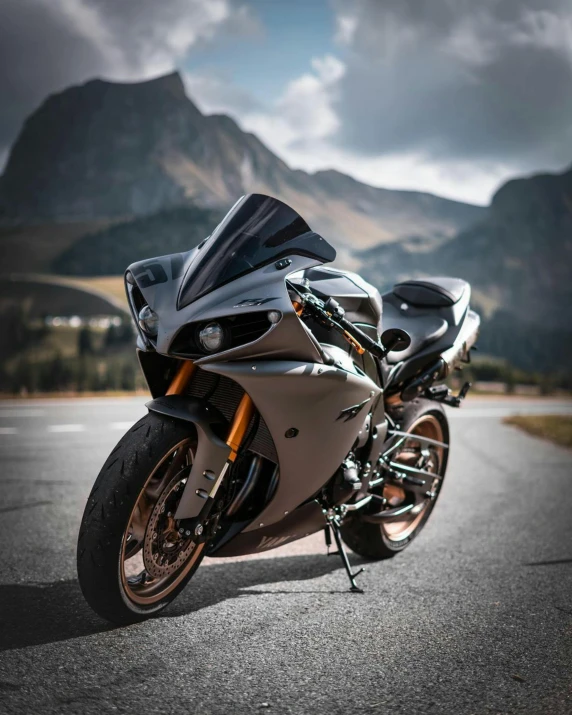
302,266,382,330
137,350,181,398
382,301,448,361
382,281,471,388
394,277,468,307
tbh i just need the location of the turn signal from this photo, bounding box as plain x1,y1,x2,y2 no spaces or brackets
138,305,159,337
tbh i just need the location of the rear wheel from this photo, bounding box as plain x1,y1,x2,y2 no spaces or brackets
77,412,206,624
341,399,449,560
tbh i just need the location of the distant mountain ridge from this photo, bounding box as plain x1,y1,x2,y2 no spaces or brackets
435,165,572,329
359,164,572,373
0,71,482,253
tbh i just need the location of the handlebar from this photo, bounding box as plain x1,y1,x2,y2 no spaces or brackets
292,286,391,360
324,298,388,359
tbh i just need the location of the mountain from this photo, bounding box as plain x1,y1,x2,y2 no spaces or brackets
0,72,482,256
359,165,572,373
435,167,572,329
52,205,223,276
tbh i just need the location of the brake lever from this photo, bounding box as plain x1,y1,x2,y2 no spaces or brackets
290,284,389,359
297,293,368,356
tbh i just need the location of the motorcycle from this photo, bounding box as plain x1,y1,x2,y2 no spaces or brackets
77,193,480,624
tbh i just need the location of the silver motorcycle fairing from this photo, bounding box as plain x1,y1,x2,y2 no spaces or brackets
130,248,382,531
209,500,326,557
127,253,325,365
200,359,382,530
145,395,232,522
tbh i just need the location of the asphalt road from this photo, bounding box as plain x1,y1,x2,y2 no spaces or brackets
0,396,571,714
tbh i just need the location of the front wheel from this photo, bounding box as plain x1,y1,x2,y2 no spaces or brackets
77,412,206,624
341,399,449,560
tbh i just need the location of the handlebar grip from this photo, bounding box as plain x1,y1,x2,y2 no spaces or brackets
296,287,388,360
337,316,387,360
323,296,386,357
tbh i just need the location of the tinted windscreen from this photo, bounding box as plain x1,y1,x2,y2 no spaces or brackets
178,194,336,308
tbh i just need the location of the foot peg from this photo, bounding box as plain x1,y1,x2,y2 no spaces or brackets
324,522,365,594
425,381,471,407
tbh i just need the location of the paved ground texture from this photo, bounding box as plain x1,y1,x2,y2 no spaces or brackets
0,397,571,715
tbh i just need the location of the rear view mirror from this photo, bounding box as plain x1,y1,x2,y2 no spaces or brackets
381,328,411,353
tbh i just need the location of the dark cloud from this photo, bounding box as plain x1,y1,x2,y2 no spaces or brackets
0,0,253,161
332,0,572,168
1,0,570,188
0,0,108,159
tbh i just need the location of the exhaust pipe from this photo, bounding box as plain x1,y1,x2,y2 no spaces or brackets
440,309,480,377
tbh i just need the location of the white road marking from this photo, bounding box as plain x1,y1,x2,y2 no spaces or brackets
47,424,86,433
0,401,567,438
110,421,135,430
0,399,146,408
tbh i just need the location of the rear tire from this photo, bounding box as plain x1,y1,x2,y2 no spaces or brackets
77,412,206,625
341,399,449,560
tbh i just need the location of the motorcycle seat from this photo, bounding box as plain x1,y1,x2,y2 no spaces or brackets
393,277,469,308
382,300,448,363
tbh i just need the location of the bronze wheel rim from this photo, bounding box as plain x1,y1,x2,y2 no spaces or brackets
382,414,445,542
120,438,205,606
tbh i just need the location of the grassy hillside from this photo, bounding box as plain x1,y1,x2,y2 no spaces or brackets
53,204,222,275
0,275,126,318
65,276,128,309
0,220,113,273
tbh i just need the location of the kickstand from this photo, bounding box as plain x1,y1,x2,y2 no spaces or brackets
324,525,334,555
328,520,365,593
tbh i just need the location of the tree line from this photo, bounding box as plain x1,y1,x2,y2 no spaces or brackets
0,303,143,394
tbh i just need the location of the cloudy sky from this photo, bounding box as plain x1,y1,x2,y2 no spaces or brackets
1,0,571,204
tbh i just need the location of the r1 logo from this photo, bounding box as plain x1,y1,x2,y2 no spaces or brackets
234,297,278,307
134,262,168,288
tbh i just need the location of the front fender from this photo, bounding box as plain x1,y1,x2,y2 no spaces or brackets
146,395,231,520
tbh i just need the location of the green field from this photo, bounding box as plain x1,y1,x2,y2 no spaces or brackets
0,274,127,318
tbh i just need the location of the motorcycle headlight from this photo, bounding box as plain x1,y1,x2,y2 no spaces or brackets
138,305,159,337
198,322,225,352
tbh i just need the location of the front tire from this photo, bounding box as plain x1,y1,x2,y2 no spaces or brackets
77,412,206,624
341,398,449,560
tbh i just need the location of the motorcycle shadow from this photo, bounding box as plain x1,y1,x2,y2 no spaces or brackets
0,552,361,652
166,552,362,618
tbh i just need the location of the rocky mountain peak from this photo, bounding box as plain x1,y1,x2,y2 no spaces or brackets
0,73,482,251
0,72,208,220
75,70,188,100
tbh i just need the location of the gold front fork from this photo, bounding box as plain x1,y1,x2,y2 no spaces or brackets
226,393,255,461
166,360,254,460
166,360,196,395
